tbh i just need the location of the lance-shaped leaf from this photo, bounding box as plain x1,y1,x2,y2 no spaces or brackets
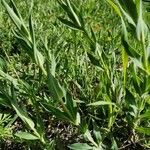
57,0,84,30
68,143,92,150
2,0,29,37
15,132,39,140
122,37,141,59
122,48,128,86
58,17,82,31
87,101,116,106
40,102,72,122
2,0,22,29
46,61,64,102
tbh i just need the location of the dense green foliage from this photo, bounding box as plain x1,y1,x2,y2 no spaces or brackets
0,0,150,149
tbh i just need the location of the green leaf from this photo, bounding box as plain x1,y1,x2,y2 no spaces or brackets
57,0,77,24
3,0,29,37
136,0,148,41
111,138,118,150
68,143,92,150
58,0,84,29
36,115,45,137
12,30,33,55
15,132,39,140
29,14,35,42
136,127,150,135
131,64,142,94
29,15,46,74
2,0,22,29
65,92,77,122
106,0,122,17
0,91,11,108
46,61,64,102
90,27,96,43
40,102,70,121
41,100,79,125
34,50,46,75
0,70,18,87
66,0,81,27
122,48,128,86
122,37,140,59
125,89,136,106
84,129,98,147
11,100,35,130
93,126,102,145
76,112,80,126
116,1,136,26
140,110,150,119
87,52,102,68
87,101,116,107
10,85,36,132
50,54,57,76
0,57,7,72
58,17,82,30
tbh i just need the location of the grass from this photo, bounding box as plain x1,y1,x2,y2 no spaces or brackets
0,0,150,149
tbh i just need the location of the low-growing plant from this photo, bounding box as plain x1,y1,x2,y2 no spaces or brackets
0,0,150,149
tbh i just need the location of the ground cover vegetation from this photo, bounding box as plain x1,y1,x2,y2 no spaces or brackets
0,0,150,149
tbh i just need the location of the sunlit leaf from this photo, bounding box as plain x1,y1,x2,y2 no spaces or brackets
68,143,92,150
15,132,39,140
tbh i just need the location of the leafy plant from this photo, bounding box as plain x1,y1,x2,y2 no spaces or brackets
0,0,150,149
